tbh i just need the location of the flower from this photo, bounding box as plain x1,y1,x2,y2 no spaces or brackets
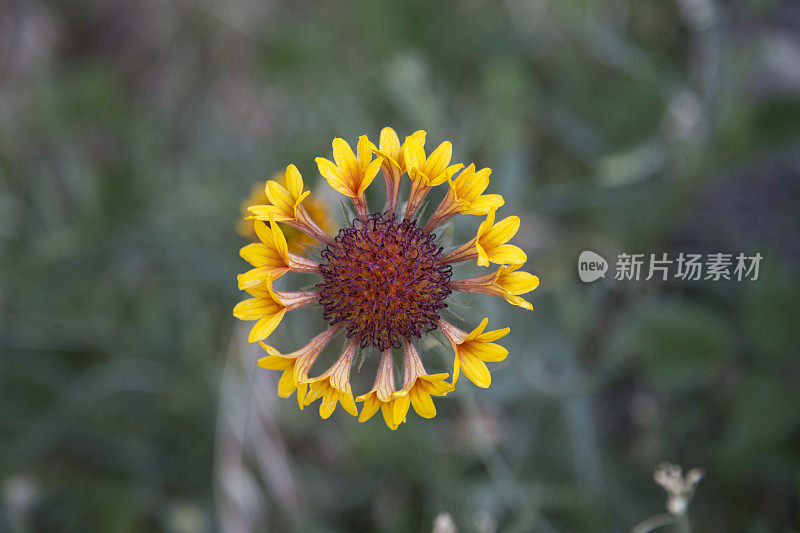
234,128,538,427
437,318,510,387
391,341,453,421
424,164,505,232
256,326,340,408
356,349,401,430
303,338,360,419
239,176,334,255
315,136,383,219
248,164,333,245
401,133,463,219
232,277,318,343
373,127,426,213
440,208,527,266
237,218,319,289
448,263,539,310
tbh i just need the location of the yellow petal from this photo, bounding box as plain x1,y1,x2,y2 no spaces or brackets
498,271,539,294
319,386,338,419
477,326,511,343
410,386,437,418
233,297,273,320
257,354,293,370
392,392,411,422
482,215,520,248
277,368,297,397
357,157,383,197
379,127,400,160
332,138,358,183
357,394,380,422
487,245,527,265
465,194,504,215
460,353,491,388
247,309,286,343
505,294,534,310
462,341,508,362
381,402,399,430
424,141,452,181
265,181,294,218
316,157,354,197
356,135,374,165
339,391,359,417
284,164,304,200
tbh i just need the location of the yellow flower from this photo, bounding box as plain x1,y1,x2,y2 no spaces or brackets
235,128,537,427
256,326,340,408
372,127,426,213
449,263,539,310
392,341,453,421
248,164,309,222
237,218,320,289
356,349,401,430
232,277,318,343
238,173,334,255
401,133,463,219
248,165,332,245
437,318,510,388
441,208,527,267
424,164,505,232
315,136,383,219
304,339,360,419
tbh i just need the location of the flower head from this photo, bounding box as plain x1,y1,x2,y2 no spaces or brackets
233,128,539,427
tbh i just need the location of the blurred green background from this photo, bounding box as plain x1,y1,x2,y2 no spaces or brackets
2,0,799,531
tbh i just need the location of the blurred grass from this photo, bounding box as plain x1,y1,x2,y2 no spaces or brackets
1,0,799,531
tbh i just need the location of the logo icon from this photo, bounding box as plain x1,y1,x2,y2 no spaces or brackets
578,251,608,282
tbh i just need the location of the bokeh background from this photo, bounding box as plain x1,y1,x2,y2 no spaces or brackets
2,0,799,531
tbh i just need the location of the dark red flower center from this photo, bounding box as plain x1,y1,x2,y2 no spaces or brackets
318,212,452,350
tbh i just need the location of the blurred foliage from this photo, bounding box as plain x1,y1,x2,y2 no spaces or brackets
1,0,799,531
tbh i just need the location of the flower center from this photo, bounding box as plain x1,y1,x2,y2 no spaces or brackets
318,212,452,350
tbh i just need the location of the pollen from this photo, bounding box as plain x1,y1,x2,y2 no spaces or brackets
317,212,452,350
